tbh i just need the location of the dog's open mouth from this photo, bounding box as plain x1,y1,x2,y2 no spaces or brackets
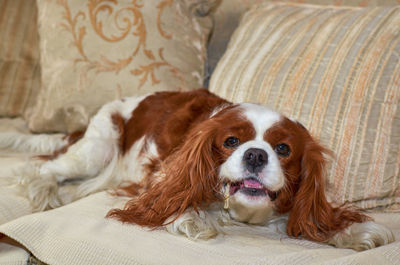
228,177,278,201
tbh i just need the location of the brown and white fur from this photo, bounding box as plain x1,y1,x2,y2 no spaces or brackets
1,89,394,250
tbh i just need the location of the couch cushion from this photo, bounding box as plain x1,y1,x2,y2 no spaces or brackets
0,242,30,265
28,0,211,133
0,0,41,118
209,2,400,209
205,0,400,84
0,118,34,225
1,191,399,265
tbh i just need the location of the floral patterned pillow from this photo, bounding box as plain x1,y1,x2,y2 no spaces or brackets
30,0,211,133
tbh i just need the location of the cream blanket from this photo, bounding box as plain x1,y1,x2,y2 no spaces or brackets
1,118,399,265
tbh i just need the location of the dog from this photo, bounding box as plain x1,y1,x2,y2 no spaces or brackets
1,89,394,250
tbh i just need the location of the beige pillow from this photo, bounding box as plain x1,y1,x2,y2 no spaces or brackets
30,0,211,133
0,0,41,117
210,3,400,209
205,0,400,82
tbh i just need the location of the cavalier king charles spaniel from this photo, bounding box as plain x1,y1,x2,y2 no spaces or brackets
2,89,394,250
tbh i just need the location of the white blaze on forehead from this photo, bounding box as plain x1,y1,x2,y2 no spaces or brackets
240,103,282,140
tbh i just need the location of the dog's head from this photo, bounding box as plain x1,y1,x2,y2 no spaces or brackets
215,103,306,224
109,103,366,242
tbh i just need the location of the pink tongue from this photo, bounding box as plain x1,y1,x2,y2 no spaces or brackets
243,179,263,189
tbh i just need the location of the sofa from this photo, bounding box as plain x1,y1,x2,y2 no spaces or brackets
0,0,400,264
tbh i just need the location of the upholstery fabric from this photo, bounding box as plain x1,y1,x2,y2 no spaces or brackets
29,0,211,133
1,191,400,265
205,0,400,81
209,3,400,209
0,243,30,265
0,118,33,226
0,0,41,117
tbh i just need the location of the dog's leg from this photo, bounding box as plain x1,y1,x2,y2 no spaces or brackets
164,204,238,240
25,96,147,211
166,209,222,240
0,132,67,154
327,221,395,250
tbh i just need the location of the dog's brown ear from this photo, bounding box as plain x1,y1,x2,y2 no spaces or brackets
107,120,222,227
286,138,368,242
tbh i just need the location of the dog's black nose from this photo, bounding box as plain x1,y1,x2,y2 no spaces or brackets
243,148,268,174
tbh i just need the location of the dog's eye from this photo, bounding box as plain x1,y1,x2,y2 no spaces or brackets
275,143,290,157
224,137,240,148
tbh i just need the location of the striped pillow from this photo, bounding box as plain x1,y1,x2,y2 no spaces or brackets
205,0,400,86
0,0,40,117
210,3,400,209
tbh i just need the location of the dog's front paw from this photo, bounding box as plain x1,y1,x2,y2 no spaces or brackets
166,211,219,240
328,221,395,251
